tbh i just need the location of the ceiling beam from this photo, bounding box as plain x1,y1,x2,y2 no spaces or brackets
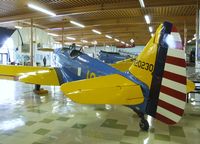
0,1,196,23
43,16,195,30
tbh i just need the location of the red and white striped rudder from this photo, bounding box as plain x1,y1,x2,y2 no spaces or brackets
145,22,187,125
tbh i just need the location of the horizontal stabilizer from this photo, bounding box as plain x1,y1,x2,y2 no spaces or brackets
0,65,60,85
187,79,195,93
61,74,144,105
111,58,133,72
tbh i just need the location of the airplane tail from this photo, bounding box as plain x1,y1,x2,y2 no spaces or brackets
129,22,187,125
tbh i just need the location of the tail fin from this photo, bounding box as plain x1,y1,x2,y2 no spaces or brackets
130,22,187,125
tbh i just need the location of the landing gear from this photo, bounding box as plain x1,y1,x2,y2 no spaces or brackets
131,107,149,131
33,84,48,94
139,118,149,131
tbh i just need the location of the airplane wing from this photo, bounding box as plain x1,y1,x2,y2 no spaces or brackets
110,58,133,72
61,74,144,105
0,65,60,85
187,79,195,93
37,48,54,52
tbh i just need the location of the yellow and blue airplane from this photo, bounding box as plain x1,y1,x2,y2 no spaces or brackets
0,21,195,131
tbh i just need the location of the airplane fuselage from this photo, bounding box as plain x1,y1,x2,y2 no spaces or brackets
54,48,149,113
55,49,124,83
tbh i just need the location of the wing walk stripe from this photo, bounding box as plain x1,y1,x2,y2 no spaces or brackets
160,85,186,101
162,78,186,93
163,71,186,84
155,113,176,125
158,100,184,116
166,56,186,67
164,63,186,77
156,106,181,122
159,92,185,109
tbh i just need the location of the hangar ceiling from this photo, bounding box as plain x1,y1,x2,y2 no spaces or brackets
0,0,197,46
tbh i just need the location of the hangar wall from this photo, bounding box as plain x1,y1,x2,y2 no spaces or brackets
10,27,55,66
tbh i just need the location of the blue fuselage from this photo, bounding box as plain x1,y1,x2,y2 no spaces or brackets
54,48,149,112
98,51,130,64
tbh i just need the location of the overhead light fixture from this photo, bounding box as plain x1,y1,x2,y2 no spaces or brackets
27,3,56,16
66,37,76,40
15,26,22,29
106,45,110,48
126,43,129,46
151,33,154,37
139,0,145,8
92,29,102,35
105,35,112,39
70,20,85,28
192,37,196,40
65,42,72,45
149,26,153,33
144,15,150,24
48,33,59,37
91,40,97,45
130,39,134,43
83,46,89,49
121,41,125,44
187,40,192,43
81,40,88,43
114,38,120,42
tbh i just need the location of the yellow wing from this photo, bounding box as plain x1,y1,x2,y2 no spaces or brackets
37,48,54,52
0,65,60,85
61,74,144,105
187,79,195,93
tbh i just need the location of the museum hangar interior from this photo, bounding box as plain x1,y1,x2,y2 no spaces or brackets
0,0,199,144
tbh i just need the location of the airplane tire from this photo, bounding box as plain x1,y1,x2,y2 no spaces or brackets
139,119,149,131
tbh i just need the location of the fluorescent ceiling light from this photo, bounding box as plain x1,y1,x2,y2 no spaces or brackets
151,33,154,37
144,15,150,24
65,42,72,45
48,33,59,37
105,35,112,39
126,43,129,46
139,0,145,7
81,40,88,43
92,29,102,35
130,39,134,43
149,26,153,33
187,40,192,43
66,37,76,40
114,38,120,42
121,41,125,44
192,37,196,40
106,45,110,48
91,41,97,45
15,26,22,29
27,3,56,16
70,20,85,28
83,46,89,49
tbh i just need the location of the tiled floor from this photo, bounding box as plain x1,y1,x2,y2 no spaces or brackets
0,79,200,144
